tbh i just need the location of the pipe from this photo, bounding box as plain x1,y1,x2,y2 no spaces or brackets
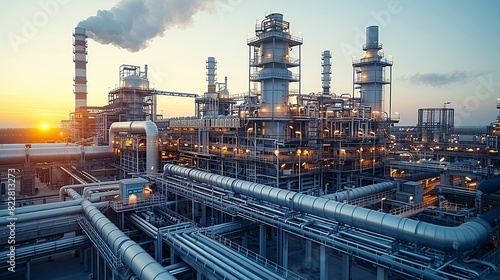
164,164,492,252
0,205,83,226
194,233,285,280
0,146,113,166
477,205,500,226
65,188,175,280
460,257,497,273
108,121,158,173
83,185,119,199
59,181,119,201
170,234,244,280
219,192,449,280
183,233,282,280
323,181,395,201
0,199,82,217
159,173,453,279
476,177,500,214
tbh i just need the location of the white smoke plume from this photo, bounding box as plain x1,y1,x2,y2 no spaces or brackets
78,0,222,52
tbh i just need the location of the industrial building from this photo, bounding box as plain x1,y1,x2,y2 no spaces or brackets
1,13,500,280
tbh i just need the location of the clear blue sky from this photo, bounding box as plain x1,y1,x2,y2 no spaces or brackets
1,0,499,128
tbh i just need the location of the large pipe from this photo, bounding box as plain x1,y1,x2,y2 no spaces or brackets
108,121,158,173
323,181,395,201
476,177,500,214
65,188,175,280
59,181,119,201
164,164,492,252
0,145,113,166
0,199,82,217
0,205,83,226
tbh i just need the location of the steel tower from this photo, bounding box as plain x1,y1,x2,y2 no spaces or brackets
247,13,302,138
352,26,393,114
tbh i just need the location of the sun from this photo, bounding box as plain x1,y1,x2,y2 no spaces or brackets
41,124,48,130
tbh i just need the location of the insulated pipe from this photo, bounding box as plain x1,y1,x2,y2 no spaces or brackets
0,205,84,226
194,233,286,280
476,177,500,214
0,199,82,217
65,189,175,280
83,185,119,199
217,193,449,280
164,164,492,252
172,234,247,280
0,146,113,166
182,233,281,280
59,181,119,201
108,121,159,173
323,181,395,201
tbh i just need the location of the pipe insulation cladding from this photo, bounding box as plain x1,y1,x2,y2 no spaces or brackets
163,164,492,252
65,188,176,280
108,121,159,173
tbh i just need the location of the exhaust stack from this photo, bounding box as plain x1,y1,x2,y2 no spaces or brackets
73,27,88,109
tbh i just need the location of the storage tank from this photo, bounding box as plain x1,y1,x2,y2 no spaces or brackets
123,75,149,89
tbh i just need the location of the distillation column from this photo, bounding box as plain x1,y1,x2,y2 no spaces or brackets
205,57,219,117
248,13,302,137
321,50,332,95
73,27,88,110
352,26,392,113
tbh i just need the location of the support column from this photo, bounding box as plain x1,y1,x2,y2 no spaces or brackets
259,224,267,258
242,231,249,248
342,254,350,280
170,245,177,265
155,231,163,263
83,248,89,272
282,231,288,270
191,200,195,222
320,245,328,280
25,261,31,280
91,247,96,279
96,251,101,280
304,239,312,270
201,204,207,226
377,266,388,280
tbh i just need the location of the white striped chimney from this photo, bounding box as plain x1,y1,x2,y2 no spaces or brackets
206,57,217,93
73,27,88,109
321,50,332,95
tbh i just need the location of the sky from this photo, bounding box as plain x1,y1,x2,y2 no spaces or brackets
1,0,499,128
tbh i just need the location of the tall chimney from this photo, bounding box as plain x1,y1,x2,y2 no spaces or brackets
73,27,88,109
321,50,332,95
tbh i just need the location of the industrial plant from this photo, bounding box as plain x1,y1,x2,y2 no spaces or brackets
2,13,500,280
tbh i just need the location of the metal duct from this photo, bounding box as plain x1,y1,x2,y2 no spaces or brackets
323,181,395,201
164,164,492,252
59,181,119,201
0,199,82,217
108,121,159,173
0,205,83,226
65,188,175,280
0,145,113,165
476,177,500,214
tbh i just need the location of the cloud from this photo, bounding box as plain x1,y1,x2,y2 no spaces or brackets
78,0,224,52
405,71,482,87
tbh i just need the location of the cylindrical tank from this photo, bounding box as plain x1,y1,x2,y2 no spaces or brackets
123,75,149,89
365,26,379,49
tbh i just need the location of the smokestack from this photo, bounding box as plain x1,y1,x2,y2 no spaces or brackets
73,27,87,109
321,50,332,95
206,57,217,93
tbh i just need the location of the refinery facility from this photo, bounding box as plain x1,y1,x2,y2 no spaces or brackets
2,13,500,280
